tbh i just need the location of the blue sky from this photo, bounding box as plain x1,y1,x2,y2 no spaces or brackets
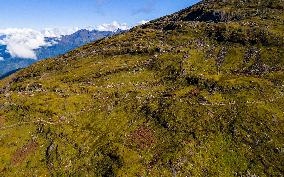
0,0,200,29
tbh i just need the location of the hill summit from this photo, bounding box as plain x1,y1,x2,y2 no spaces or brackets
0,0,283,176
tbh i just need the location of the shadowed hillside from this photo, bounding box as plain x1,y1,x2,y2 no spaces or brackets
0,0,283,176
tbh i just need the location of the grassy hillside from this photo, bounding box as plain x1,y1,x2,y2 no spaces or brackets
0,0,283,176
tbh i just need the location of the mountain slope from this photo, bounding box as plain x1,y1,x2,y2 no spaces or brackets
0,0,283,176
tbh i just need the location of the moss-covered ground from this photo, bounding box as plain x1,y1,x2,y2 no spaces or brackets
0,0,283,176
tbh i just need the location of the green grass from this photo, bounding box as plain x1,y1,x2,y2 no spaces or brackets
0,0,283,176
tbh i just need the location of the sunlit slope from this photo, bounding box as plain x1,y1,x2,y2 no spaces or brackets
0,0,283,176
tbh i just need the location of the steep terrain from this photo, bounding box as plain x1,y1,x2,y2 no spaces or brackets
0,0,283,176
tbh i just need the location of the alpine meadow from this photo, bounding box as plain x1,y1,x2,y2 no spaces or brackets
0,0,283,176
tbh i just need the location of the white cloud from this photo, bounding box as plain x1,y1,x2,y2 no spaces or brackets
0,20,142,59
95,20,149,31
0,28,50,59
0,28,80,59
0,56,4,61
96,21,129,31
41,27,80,38
137,20,149,25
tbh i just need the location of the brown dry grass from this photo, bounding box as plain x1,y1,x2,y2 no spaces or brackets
11,140,38,165
0,116,5,127
128,125,156,149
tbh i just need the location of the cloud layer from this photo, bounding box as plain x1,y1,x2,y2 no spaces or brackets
0,28,48,59
0,20,146,60
95,21,129,31
137,20,149,25
41,27,80,38
0,28,79,59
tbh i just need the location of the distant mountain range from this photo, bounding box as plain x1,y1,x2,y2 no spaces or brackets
0,29,124,78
